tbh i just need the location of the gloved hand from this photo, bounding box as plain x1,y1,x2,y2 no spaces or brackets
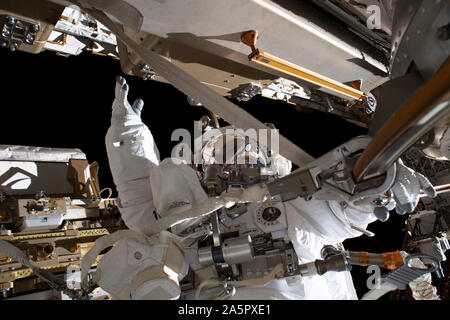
112,76,144,119
373,159,436,221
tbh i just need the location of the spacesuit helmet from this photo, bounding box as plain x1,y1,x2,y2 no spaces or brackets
201,130,267,168
196,125,292,195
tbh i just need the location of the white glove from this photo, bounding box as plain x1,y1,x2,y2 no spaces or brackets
392,159,436,214
112,76,144,120
373,159,436,221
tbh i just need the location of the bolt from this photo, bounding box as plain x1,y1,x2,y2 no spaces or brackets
26,33,34,43
134,251,142,260
9,42,17,51
6,17,15,25
0,41,6,48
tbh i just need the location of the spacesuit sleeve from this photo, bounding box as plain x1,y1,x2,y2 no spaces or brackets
105,87,161,235
286,197,377,245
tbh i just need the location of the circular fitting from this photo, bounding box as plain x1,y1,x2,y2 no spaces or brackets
36,243,54,259
320,245,340,259
261,207,281,222
134,251,143,260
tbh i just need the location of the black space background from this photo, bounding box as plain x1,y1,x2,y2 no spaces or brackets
0,49,409,299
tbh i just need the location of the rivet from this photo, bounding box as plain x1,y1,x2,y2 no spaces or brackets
134,251,142,260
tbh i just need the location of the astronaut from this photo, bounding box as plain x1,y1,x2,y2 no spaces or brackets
94,76,437,300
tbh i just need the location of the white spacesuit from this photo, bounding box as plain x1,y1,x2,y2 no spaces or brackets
95,77,436,300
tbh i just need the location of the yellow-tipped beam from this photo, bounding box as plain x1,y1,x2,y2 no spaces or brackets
249,49,365,100
241,30,365,100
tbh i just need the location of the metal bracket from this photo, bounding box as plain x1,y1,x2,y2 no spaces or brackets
1,16,40,50
140,64,157,81
266,168,318,201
